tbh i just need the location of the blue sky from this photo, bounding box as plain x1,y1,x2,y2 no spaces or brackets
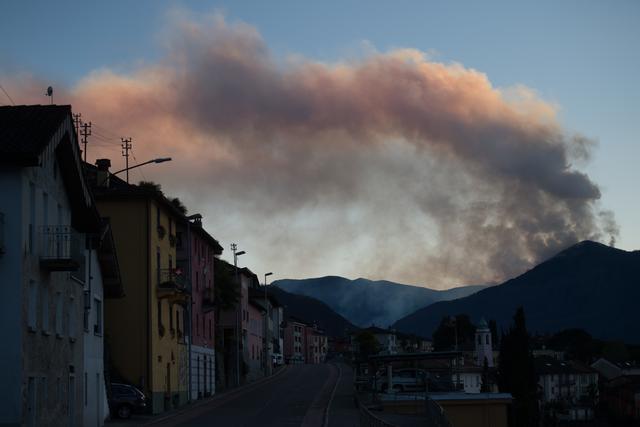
1,0,638,261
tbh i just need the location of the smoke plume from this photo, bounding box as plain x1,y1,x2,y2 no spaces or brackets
4,13,617,288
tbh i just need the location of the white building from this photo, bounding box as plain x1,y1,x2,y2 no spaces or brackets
475,318,493,367
82,223,122,427
0,105,101,427
536,357,599,421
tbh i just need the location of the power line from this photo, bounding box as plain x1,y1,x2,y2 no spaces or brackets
0,84,16,105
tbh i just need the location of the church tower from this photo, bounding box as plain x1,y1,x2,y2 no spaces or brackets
475,318,493,367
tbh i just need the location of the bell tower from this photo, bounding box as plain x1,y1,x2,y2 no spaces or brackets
475,318,493,367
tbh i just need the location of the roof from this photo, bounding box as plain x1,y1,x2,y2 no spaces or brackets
0,105,99,232
535,357,597,375
477,317,489,330
0,105,71,165
190,220,223,254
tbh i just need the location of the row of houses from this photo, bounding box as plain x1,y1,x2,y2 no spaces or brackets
282,317,328,365
0,105,287,426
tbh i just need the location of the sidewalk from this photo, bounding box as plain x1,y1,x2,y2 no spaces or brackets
327,362,360,427
106,366,289,426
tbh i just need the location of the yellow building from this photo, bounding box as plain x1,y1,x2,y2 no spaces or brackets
89,160,189,414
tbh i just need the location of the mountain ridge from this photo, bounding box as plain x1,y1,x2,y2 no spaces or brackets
392,240,640,344
273,276,488,328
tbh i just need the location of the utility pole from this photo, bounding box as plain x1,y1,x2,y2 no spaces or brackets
121,138,132,183
73,113,82,139
80,121,92,164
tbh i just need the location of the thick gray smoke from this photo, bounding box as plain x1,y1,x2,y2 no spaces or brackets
11,13,617,288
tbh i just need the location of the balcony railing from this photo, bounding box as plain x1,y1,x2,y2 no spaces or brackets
157,268,188,295
39,226,82,271
202,287,215,313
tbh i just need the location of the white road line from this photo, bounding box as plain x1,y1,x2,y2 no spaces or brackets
323,363,342,427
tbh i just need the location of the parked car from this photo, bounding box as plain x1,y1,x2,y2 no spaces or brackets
109,383,147,419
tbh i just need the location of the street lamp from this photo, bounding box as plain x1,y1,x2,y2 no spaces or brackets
231,244,245,387
263,272,273,375
112,157,172,183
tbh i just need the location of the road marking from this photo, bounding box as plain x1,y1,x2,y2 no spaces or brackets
323,363,342,427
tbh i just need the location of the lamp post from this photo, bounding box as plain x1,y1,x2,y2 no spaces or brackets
112,157,172,183
231,244,245,387
263,272,273,376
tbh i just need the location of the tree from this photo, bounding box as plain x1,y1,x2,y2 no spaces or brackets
481,358,491,392
169,197,187,215
138,180,162,193
498,307,539,427
432,314,476,351
355,330,380,360
547,328,596,363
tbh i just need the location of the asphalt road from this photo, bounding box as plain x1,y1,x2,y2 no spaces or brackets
153,363,356,427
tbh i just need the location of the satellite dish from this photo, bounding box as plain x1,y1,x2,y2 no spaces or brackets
46,86,53,96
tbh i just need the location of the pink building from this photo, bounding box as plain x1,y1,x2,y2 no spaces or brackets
305,328,328,364
185,217,222,399
246,299,265,381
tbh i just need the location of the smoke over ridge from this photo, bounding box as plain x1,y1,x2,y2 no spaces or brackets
5,13,617,288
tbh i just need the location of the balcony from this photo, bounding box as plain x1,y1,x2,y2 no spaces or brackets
202,287,215,313
39,226,83,271
157,268,188,298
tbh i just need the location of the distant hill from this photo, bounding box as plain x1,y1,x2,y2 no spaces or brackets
392,241,640,344
268,286,356,337
273,276,487,328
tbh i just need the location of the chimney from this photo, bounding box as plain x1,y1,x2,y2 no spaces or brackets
95,158,111,188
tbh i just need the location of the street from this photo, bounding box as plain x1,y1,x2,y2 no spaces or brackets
150,363,358,427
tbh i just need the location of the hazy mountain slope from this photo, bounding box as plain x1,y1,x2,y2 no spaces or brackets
268,286,356,337
273,276,487,327
392,241,640,344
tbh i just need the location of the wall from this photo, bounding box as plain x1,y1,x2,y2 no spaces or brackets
0,168,24,426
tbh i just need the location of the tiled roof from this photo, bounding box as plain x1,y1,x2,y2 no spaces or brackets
535,357,596,375
0,105,72,165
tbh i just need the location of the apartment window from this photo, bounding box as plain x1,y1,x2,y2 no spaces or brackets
169,218,172,236
169,306,174,332
157,300,163,334
156,248,161,284
28,280,37,331
176,309,180,335
209,319,212,339
40,376,47,413
42,192,48,227
196,314,199,336
28,182,35,254
94,298,102,335
84,373,88,406
156,205,161,228
55,292,63,337
68,297,76,339
41,284,49,334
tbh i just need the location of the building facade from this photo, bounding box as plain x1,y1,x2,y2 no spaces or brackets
0,106,100,426
90,161,189,414
176,216,222,401
284,318,307,364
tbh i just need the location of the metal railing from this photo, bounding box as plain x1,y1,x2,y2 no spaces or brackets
39,226,83,271
158,268,188,291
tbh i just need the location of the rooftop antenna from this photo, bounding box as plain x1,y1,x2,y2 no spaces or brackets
46,86,53,105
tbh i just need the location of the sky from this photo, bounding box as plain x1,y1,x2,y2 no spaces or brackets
1,1,638,289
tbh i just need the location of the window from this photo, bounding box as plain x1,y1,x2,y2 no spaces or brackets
196,271,199,291
42,192,48,227
40,377,47,413
169,255,173,271
84,373,88,406
176,309,180,335
156,248,161,284
209,319,212,339
28,182,35,254
486,335,489,345
68,297,76,339
55,292,63,337
196,314,199,336
41,284,49,333
94,298,102,335
27,279,38,331
156,205,161,228
169,306,174,332
157,300,163,334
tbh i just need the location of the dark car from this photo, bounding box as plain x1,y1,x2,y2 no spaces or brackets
109,383,148,419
